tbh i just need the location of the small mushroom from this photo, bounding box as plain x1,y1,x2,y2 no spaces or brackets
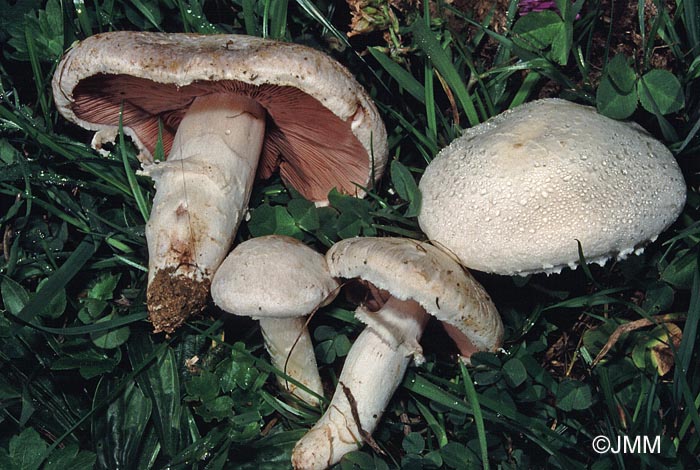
52,32,388,333
210,235,338,405
418,98,686,275
292,237,502,470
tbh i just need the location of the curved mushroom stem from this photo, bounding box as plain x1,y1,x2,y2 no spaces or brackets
145,93,265,333
354,295,429,364
292,297,428,470
259,317,324,406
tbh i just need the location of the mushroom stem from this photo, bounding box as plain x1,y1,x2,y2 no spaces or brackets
354,295,429,364
258,316,324,405
292,297,428,470
145,93,266,333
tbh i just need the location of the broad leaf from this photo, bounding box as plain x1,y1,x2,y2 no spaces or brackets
596,76,637,119
390,160,422,217
637,69,684,115
556,379,593,411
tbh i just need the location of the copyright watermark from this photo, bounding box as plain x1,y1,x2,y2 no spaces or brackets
592,435,661,454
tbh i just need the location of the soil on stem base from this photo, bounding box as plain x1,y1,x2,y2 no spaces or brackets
147,267,211,334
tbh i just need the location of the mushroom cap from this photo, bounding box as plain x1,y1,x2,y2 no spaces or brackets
211,235,338,318
52,31,388,202
326,237,503,354
418,98,687,275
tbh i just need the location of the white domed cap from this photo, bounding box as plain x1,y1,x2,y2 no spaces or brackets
418,98,687,275
211,235,338,318
326,237,503,355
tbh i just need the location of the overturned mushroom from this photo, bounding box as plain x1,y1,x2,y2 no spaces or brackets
52,32,388,333
211,235,338,405
292,237,502,470
418,98,686,275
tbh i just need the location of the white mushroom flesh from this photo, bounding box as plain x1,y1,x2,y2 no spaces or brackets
259,317,324,405
211,235,339,405
292,298,428,470
144,93,265,333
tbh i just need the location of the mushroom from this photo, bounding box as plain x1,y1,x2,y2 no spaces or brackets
210,235,338,405
292,237,502,470
418,98,686,275
52,32,388,333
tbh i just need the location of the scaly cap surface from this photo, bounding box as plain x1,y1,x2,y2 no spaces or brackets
419,98,686,275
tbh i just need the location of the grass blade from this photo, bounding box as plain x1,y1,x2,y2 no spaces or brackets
12,311,147,335
129,0,163,31
682,0,700,57
424,62,438,145
409,17,481,126
294,0,350,49
368,47,425,103
12,235,100,328
118,111,150,223
128,332,181,458
241,0,259,36
459,363,490,470
270,0,289,40
674,257,700,401
23,26,51,128
412,399,448,448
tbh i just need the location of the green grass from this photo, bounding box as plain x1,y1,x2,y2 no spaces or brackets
1,0,699,469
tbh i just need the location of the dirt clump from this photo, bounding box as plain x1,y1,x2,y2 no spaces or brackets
147,267,210,334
